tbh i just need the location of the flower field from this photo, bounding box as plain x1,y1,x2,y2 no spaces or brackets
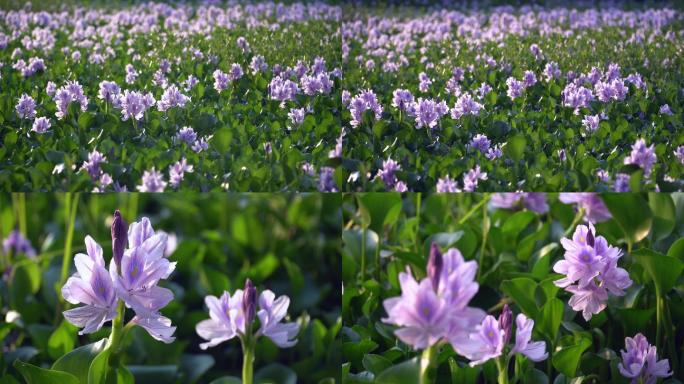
0,2,342,192
0,193,341,383
342,193,684,383
342,4,684,192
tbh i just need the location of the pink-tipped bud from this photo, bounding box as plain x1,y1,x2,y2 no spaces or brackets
427,242,443,291
111,210,128,268
499,304,513,345
243,279,257,327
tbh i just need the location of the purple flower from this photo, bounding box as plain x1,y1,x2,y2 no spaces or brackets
543,62,561,82
377,158,400,189
81,149,106,180
229,63,244,81
98,81,121,104
31,116,51,134
618,333,672,384
411,98,448,129
418,72,432,93
459,312,547,366
168,158,193,188
436,176,460,193
288,107,306,127
213,69,230,92
470,134,490,154
111,210,128,268
490,193,549,214
137,168,167,192
582,114,600,133
349,90,383,128
318,167,338,192
125,64,138,84
522,70,537,88
176,126,197,145
558,193,612,224
486,145,503,160
269,76,300,102
196,282,298,350
118,90,150,122
553,224,631,320
614,173,631,192
3,230,36,258
463,165,487,192
624,138,656,177
562,83,594,112
674,145,684,165
157,85,189,112
16,94,36,119
506,77,524,99
392,89,414,112
451,93,483,119
191,137,209,153
659,104,673,116
383,246,484,350
62,236,117,334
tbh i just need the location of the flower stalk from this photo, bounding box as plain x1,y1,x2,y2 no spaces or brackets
241,336,255,384
419,344,436,384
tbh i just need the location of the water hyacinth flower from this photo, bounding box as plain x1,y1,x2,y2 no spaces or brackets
3,230,36,258
436,176,460,193
618,333,672,384
383,244,485,351
31,116,51,134
490,193,549,214
377,158,401,190
558,193,612,224
268,76,300,102
137,168,167,192
196,280,299,384
614,173,631,192
54,81,88,120
157,85,190,112
117,90,151,122
624,138,657,177
470,134,491,154
318,167,338,192
659,104,673,116
463,165,487,192
675,145,684,166
15,94,36,119
62,213,176,343
349,90,383,128
98,81,121,104
459,305,547,367
451,93,483,119
553,224,632,320
411,98,448,130
582,114,600,133
392,88,415,112
168,158,193,188
506,77,524,99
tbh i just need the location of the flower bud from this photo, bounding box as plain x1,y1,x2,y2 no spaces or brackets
586,227,595,247
111,210,128,268
243,279,257,327
499,304,513,345
427,242,443,291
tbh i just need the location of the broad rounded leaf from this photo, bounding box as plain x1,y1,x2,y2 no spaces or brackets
14,360,79,384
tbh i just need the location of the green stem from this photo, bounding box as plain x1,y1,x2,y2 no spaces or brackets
656,291,663,354
496,356,509,384
564,208,585,237
458,194,490,225
16,193,27,236
414,193,421,255
360,226,366,281
241,337,255,384
60,193,79,291
108,301,125,353
419,345,436,384
477,200,489,282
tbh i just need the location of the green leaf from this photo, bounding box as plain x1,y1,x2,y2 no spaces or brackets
255,363,297,384
114,366,134,384
362,354,392,375
356,193,402,234
179,354,215,383
648,193,675,241
52,339,108,384
375,358,419,384
423,231,464,256
501,278,539,318
538,298,564,342
552,338,591,378
14,360,79,384
448,358,481,384
616,307,655,336
524,368,549,384
47,321,77,360
632,248,684,294
667,238,684,260
531,243,559,280
88,348,111,384
502,210,536,240
602,194,652,246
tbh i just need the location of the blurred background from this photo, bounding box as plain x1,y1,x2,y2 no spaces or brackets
0,193,341,383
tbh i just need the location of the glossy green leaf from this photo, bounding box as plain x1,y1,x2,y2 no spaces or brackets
648,193,675,241
52,339,108,384
362,354,392,375
254,363,297,384
14,360,79,384
356,193,402,233
538,298,564,342
632,248,684,294
552,338,591,378
602,194,652,246
375,357,419,384
501,278,539,318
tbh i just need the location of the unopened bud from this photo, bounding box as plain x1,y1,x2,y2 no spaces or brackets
111,210,128,268
586,227,595,247
427,243,443,291
243,279,257,327
499,304,513,345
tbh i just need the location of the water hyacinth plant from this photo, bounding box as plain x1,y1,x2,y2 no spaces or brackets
343,193,683,383
196,280,299,384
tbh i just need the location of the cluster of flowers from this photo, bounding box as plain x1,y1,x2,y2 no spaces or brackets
61,212,177,342
383,243,547,365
